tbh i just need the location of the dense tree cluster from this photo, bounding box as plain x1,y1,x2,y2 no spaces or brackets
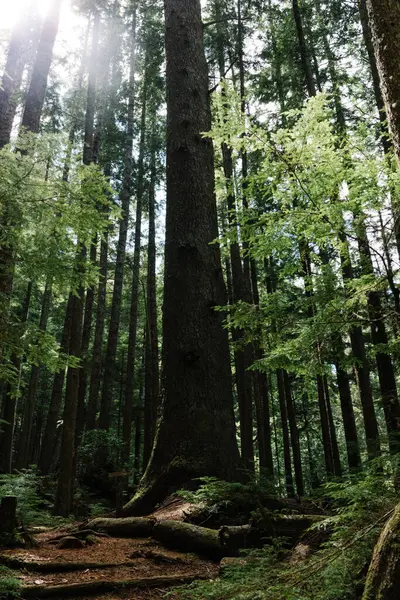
1,0,400,529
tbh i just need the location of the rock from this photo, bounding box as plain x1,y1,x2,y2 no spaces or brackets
57,536,85,549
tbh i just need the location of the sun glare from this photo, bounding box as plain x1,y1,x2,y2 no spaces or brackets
3,0,52,29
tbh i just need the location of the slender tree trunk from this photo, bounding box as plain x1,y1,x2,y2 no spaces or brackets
119,87,146,463
356,221,400,455
339,234,381,459
16,281,52,469
283,372,304,495
53,12,99,514
0,3,39,148
38,294,73,474
143,125,160,469
99,7,137,430
54,255,84,516
86,235,108,430
292,0,316,97
334,337,361,470
215,12,254,471
0,282,32,473
123,0,242,516
20,0,62,134
277,369,294,497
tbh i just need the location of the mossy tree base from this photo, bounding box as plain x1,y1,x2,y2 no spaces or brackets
362,503,400,600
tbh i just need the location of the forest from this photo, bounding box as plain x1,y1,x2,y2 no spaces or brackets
1,0,400,598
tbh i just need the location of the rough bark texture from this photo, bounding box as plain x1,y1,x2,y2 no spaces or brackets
86,517,155,537
152,521,224,559
122,0,241,516
365,0,400,166
362,504,400,600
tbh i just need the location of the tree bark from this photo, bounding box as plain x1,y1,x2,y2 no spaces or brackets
365,0,400,166
362,504,400,600
123,0,241,516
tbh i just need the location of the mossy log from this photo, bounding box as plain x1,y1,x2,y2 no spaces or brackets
21,574,207,598
85,517,155,537
362,504,400,600
153,520,227,559
0,555,136,572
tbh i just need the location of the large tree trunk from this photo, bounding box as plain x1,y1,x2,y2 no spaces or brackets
362,504,400,600
365,0,400,166
122,0,241,516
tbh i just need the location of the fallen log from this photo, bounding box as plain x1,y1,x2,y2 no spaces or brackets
362,504,400,600
220,515,325,551
153,520,227,559
21,573,208,598
85,517,155,537
0,555,137,572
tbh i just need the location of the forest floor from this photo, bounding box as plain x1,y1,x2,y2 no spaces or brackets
0,499,218,599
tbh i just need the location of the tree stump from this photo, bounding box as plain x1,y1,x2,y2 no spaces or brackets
0,496,18,545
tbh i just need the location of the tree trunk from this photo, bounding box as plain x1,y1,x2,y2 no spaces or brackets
20,0,61,134
277,369,294,497
365,0,400,166
339,234,381,459
362,504,400,600
86,234,108,430
284,372,304,495
0,281,32,473
143,125,160,468
53,256,84,516
38,294,73,474
356,221,400,455
0,3,39,148
16,281,52,469
123,0,242,516
292,0,316,97
117,73,147,465
99,7,137,431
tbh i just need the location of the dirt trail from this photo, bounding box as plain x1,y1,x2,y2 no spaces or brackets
0,499,217,599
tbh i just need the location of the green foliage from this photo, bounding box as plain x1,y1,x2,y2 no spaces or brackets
0,567,20,600
176,464,397,600
0,470,69,527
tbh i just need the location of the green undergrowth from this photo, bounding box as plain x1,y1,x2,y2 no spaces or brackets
0,567,21,600
175,458,398,600
0,469,70,527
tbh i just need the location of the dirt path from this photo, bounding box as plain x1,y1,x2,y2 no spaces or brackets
0,517,217,599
